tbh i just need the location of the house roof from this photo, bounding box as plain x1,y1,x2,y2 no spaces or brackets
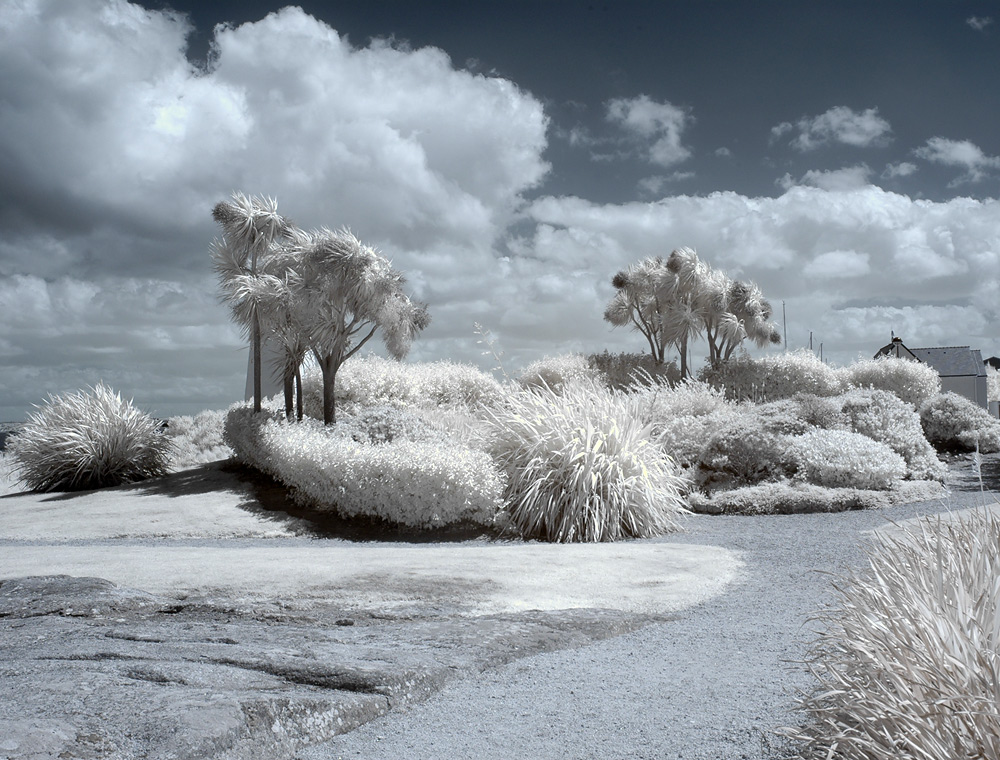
910,346,986,378
986,356,1000,371
874,338,986,377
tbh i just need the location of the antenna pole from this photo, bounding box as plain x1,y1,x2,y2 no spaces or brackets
782,301,787,350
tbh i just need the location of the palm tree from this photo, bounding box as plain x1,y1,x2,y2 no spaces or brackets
294,228,430,425
211,193,292,414
603,257,670,364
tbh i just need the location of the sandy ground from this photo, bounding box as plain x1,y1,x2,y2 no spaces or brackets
0,459,741,617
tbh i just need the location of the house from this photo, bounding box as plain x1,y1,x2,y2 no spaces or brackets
986,356,1000,372
875,337,988,408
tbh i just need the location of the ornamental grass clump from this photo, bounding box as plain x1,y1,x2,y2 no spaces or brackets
789,507,1000,759
7,383,171,492
486,378,688,542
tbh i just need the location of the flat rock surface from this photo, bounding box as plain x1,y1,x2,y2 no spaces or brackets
0,460,739,759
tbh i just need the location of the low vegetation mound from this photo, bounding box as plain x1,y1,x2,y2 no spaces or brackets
920,391,1000,453
225,404,504,530
164,408,232,470
6,383,171,492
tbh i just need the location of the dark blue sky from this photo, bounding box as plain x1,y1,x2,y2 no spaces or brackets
156,1,1000,202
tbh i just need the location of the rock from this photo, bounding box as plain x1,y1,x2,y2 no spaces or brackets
0,576,657,759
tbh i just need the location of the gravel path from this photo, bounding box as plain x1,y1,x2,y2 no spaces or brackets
301,477,992,760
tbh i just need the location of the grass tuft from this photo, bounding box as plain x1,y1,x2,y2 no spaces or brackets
6,383,172,491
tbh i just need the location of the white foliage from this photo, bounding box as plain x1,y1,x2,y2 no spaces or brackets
920,392,1000,453
485,378,689,542
787,428,906,490
841,356,941,407
224,405,503,529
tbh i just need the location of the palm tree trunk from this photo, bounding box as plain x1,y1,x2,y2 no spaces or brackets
252,317,262,414
321,355,338,425
295,365,303,422
283,365,294,421
679,336,689,379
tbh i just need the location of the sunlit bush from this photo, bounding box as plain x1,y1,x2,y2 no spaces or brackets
841,356,941,408
301,355,505,415
695,414,790,493
225,405,504,529
586,351,680,392
790,508,1000,759
920,392,1000,453
839,389,946,481
786,428,905,490
330,403,448,446
485,378,688,542
7,383,171,491
164,408,232,470
688,479,945,516
633,379,739,468
700,349,844,402
517,352,602,393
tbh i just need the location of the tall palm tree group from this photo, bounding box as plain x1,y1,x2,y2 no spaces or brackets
604,247,780,378
211,193,430,425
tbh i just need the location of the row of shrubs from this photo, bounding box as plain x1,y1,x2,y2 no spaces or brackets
8,351,1000,538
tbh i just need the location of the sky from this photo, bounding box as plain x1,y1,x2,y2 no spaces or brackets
2,0,1000,420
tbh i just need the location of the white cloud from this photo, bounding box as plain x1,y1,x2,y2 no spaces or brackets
967,16,994,31
882,161,918,179
524,187,1000,367
606,95,692,168
774,106,892,151
914,137,1000,184
779,164,873,192
715,147,733,158
804,250,871,279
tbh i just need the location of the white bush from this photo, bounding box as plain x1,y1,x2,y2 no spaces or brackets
841,356,941,408
701,349,844,402
920,392,1000,453
7,383,171,492
586,351,680,392
517,352,601,393
787,429,905,490
485,378,688,542
300,355,506,416
633,380,740,468
164,408,232,470
791,508,1000,759
225,405,504,529
695,414,790,493
688,479,945,516
838,389,946,481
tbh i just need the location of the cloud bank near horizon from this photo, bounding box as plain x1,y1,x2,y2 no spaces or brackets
1,0,998,419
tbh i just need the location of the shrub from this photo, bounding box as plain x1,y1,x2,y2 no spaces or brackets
164,408,232,470
687,479,945,516
786,429,905,490
841,356,941,408
517,353,602,393
330,403,448,446
988,366,1000,403
790,508,1000,759
224,405,503,529
633,380,740,468
839,389,947,481
695,415,790,493
586,351,680,392
920,392,1000,453
300,355,505,415
485,378,688,542
700,349,844,402
7,383,171,491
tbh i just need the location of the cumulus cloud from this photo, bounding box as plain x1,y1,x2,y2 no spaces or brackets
772,106,892,151
914,137,1000,184
882,161,918,179
0,0,550,417
779,164,873,191
606,95,693,168
967,16,994,31
524,187,1000,367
